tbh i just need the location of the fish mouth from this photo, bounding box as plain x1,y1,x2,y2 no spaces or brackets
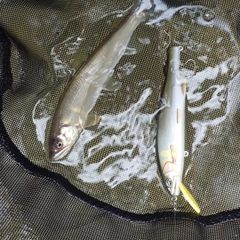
50,145,71,161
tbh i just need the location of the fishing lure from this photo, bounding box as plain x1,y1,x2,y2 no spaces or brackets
156,46,200,213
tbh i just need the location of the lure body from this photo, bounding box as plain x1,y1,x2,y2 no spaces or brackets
156,46,186,196
156,46,200,213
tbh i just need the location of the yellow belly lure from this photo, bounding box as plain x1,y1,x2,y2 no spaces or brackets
156,46,200,214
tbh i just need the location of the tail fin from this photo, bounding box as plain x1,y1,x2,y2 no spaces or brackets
179,183,200,214
131,0,153,20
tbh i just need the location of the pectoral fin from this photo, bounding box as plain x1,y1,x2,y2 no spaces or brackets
83,113,101,128
179,183,200,214
103,77,122,91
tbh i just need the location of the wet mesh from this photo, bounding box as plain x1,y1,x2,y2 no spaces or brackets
1,0,240,239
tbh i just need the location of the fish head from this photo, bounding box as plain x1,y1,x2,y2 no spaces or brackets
49,124,80,161
162,162,181,196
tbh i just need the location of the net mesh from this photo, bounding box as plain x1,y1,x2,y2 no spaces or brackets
1,0,240,239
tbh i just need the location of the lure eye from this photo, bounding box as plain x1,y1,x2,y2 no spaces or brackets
165,178,172,188
56,141,63,148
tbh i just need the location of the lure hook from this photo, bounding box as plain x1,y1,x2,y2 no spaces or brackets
158,29,171,51
182,59,197,79
158,29,172,65
163,29,171,50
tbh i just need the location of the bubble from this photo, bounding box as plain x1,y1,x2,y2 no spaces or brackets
202,8,215,22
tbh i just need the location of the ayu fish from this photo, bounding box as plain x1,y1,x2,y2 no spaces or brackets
49,7,146,161
156,46,200,213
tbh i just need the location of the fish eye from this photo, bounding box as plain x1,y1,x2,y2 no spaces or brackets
56,141,63,148
165,178,172,188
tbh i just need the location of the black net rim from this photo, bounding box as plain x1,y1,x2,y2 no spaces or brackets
1,27,240,227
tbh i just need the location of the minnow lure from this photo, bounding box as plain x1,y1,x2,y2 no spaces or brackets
156,46,200,213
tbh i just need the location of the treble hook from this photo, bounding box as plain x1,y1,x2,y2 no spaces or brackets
158,29,171,51
163,29,171,50
158,30,172,66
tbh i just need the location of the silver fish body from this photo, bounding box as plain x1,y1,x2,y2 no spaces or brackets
50,8,146,161
156,46,200,213
156,46,186,196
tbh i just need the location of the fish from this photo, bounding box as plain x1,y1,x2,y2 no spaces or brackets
156,46,200,214
49,6,147,161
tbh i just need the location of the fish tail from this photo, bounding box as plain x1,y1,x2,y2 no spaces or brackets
179,182,200,214
131,0,149,20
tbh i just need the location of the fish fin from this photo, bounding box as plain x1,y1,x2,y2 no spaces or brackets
132,0,151,20
71,107,81,113
179,183,200,214
103,77,122,92
84,113,101,128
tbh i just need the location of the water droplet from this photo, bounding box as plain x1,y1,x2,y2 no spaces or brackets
202,9,215,22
